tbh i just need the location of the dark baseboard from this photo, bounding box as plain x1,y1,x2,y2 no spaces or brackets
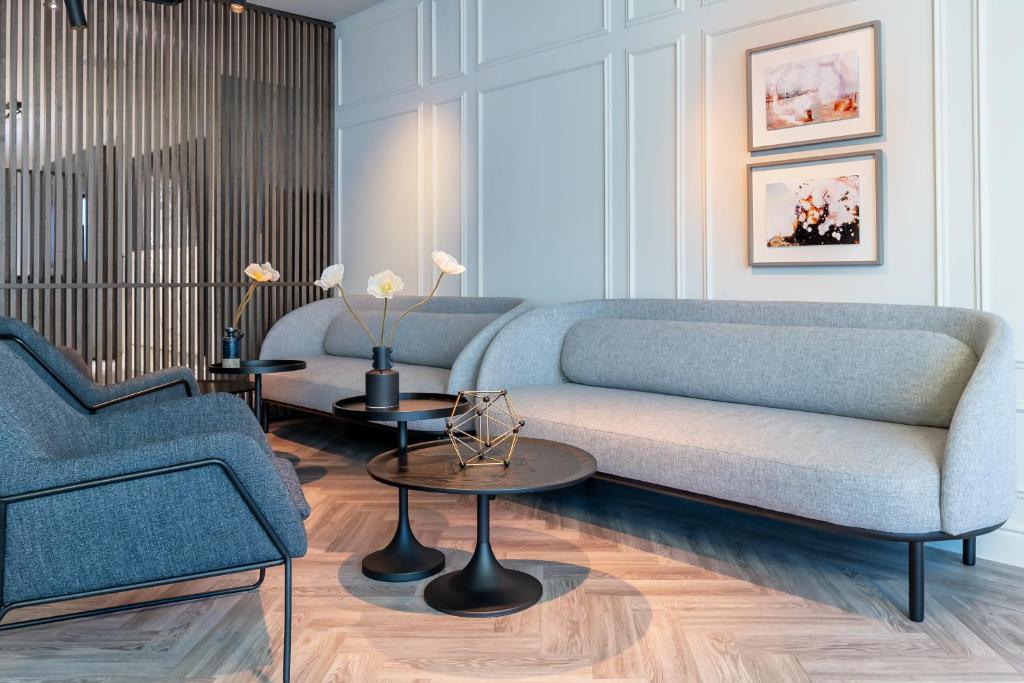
593,472,1004,544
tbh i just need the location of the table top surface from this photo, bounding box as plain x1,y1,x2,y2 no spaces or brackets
333,392,471,422
367,437,597,495
197,379,256,395
208,359,306,375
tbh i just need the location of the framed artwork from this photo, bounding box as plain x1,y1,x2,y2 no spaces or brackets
748,149,883,267
747,21,881,152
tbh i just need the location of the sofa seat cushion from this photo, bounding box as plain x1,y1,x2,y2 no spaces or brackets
512,384,946,534
261,355,449,414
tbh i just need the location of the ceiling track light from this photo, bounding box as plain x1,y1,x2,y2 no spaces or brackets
61,0,186,30
229,1,248,15
63,0,87,30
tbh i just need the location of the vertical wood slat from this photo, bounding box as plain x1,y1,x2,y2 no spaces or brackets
1,0,333,383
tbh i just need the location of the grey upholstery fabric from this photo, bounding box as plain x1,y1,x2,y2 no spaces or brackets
941,313,1018,534
325,311,499,368
513,383,945,533
260,355,449,413
56,345,92,376
259,295,526,360
562,318,976,427
478,299,1017,536
260,296,531,428
274,455,312,520
0,315,199,412
0,344,308,605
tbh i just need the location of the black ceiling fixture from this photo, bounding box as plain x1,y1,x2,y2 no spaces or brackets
61,0,186,30
63,0,87,30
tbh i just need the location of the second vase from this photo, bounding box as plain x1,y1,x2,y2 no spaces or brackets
366,346,399,409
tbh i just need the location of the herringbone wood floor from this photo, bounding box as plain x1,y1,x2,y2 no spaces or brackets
3,417,1024,682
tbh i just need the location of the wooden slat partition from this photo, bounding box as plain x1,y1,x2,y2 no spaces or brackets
0,0,333,382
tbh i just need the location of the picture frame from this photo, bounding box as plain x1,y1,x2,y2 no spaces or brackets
747,21,881,152
748,149,883,267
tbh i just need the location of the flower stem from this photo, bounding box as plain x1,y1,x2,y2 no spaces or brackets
232,282,259,328
337,286,378,346
387,273,444,347
380,298,389,347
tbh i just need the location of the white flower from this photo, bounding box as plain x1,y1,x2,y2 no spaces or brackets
314,263,345,292
431,250,466,276
367,270,404,299
244,262,280,282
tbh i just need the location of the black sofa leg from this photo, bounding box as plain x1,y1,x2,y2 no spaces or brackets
963,537,977,566
909,541,924,622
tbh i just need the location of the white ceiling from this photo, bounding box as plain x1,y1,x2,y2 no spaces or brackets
256,0,386,23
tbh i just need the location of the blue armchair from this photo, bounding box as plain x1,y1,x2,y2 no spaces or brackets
0,316,198,412
0,342,308,682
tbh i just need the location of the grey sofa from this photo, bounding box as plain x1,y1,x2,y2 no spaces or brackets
259,295,529,426
0,342,309,682
477,299,1017,621
0,315,198,411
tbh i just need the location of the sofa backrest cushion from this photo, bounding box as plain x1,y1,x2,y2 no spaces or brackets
324,312,499,369
561,318,977,427
0,344,86,458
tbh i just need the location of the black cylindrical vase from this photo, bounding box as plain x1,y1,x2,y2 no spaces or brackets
366,346,399,409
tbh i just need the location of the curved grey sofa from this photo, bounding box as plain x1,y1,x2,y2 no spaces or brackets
477,299,1017,620
260,295,530,426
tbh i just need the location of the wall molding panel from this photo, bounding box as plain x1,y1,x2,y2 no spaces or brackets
338,106,424,292
431,94,469,296
475,58,611,300
337,0,1024,568
475,0,611,69
338,2,423,109
431,0,467,82
626,39,684,299
626,0,684,27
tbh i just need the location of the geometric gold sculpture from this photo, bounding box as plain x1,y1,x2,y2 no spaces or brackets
445,389,525,467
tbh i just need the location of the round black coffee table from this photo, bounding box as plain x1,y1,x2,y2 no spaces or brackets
367,437,596,617
209,359,306,431
334,393,473,582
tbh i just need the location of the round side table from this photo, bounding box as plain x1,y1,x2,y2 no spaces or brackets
334,393,472,582
367,437,597,617
209,359,306,432
197,378,256,396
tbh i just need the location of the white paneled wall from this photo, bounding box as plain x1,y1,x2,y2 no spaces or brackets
335,0,1024,567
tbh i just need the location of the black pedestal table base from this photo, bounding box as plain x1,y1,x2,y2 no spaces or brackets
362,486,445,582
424,494,542,617
328,399,474,584
365,435,596,613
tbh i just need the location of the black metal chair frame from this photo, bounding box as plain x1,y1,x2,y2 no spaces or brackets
0,459,293,683
0,333,195,412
